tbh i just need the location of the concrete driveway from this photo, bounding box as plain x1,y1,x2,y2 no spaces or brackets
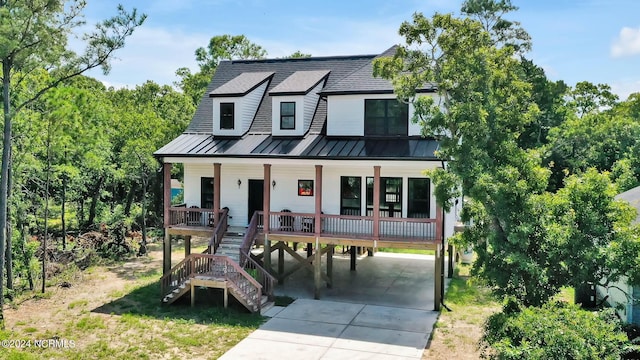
220,252,444,359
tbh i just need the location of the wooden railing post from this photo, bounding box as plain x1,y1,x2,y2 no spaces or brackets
373,166,381,240
163,162,172,276
214,163,221,224
163,162,172,228
435,206,443,244
315,165,322,236
263,164,271,272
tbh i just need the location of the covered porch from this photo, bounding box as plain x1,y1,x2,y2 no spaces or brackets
161,161,452,310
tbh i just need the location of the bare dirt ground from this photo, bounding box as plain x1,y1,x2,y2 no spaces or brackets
2,237,262,359
4,248,162,342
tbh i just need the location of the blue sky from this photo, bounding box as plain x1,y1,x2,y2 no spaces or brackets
82,0,640,100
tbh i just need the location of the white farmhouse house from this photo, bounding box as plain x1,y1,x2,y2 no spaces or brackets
154,47,456,311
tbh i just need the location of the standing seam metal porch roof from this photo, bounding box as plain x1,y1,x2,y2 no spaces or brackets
156,134,439,160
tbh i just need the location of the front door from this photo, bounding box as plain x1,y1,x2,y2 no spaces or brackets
201,177,214,209
248,179,264,223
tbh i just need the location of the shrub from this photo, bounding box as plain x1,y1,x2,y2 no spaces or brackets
481,301,633,360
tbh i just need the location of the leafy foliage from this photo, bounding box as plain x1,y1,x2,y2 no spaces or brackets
375,2,640,307
481,302,632,360
175,34,267,104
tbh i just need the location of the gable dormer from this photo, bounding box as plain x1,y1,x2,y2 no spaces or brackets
269,70,330,136
209,72,273,136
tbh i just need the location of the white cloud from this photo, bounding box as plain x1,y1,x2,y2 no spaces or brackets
611,26,640,58
256,16,405,58
82,26,210,88
611,79,640,100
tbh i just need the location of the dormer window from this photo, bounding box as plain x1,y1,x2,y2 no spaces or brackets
364,99,408,136
280,102,296,130
220,103,235,130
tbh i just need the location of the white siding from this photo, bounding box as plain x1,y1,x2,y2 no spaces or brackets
303,81,324,132
219,165,264,226
183,164,214,207
211,81,268,136
326,95,364,136
272,95,305,136
184,161,441,226
327,93,441,137
597,278,633,323
242,81,268,131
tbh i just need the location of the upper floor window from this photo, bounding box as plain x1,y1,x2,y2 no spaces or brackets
364,99,408,136
220,103,235,130
280,102,296,130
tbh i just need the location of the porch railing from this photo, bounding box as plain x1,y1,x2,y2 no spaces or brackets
261,211,439,242
168,207,219,228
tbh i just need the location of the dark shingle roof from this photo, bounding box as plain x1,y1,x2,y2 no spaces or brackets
209,72,274,97
322,45,435,95
185,55,374,134
269,70,330,95
157,46,442,162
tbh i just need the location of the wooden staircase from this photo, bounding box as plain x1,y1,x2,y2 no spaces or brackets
215,235,243,263
160,253,274,313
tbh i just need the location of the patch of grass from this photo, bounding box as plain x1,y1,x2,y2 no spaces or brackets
424,263,501,359
556,286,575,304
23,327,38,333
68,299,88,309
74,315,107,331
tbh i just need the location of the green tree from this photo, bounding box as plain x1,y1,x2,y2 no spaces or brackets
374,3,640,306
461,0,531,53
569,81,618,118
517,58,570,150
0,0,145,328
176,34,267,105
108,81,193,249
285,51,312,59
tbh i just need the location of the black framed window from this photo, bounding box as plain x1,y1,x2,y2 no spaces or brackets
364,99,408,136
408,178,430,218
340,176,361,216
280,102,295,130
366,177,402,217
220,103,234,129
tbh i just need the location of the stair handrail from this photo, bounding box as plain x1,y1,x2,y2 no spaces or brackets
209,207,229,253
160,254,194,297
240,251,277,303
160,252,266,312
239,211,261,264
238,211,276,305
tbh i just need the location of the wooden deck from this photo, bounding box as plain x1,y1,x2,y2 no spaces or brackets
166,208,441,249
